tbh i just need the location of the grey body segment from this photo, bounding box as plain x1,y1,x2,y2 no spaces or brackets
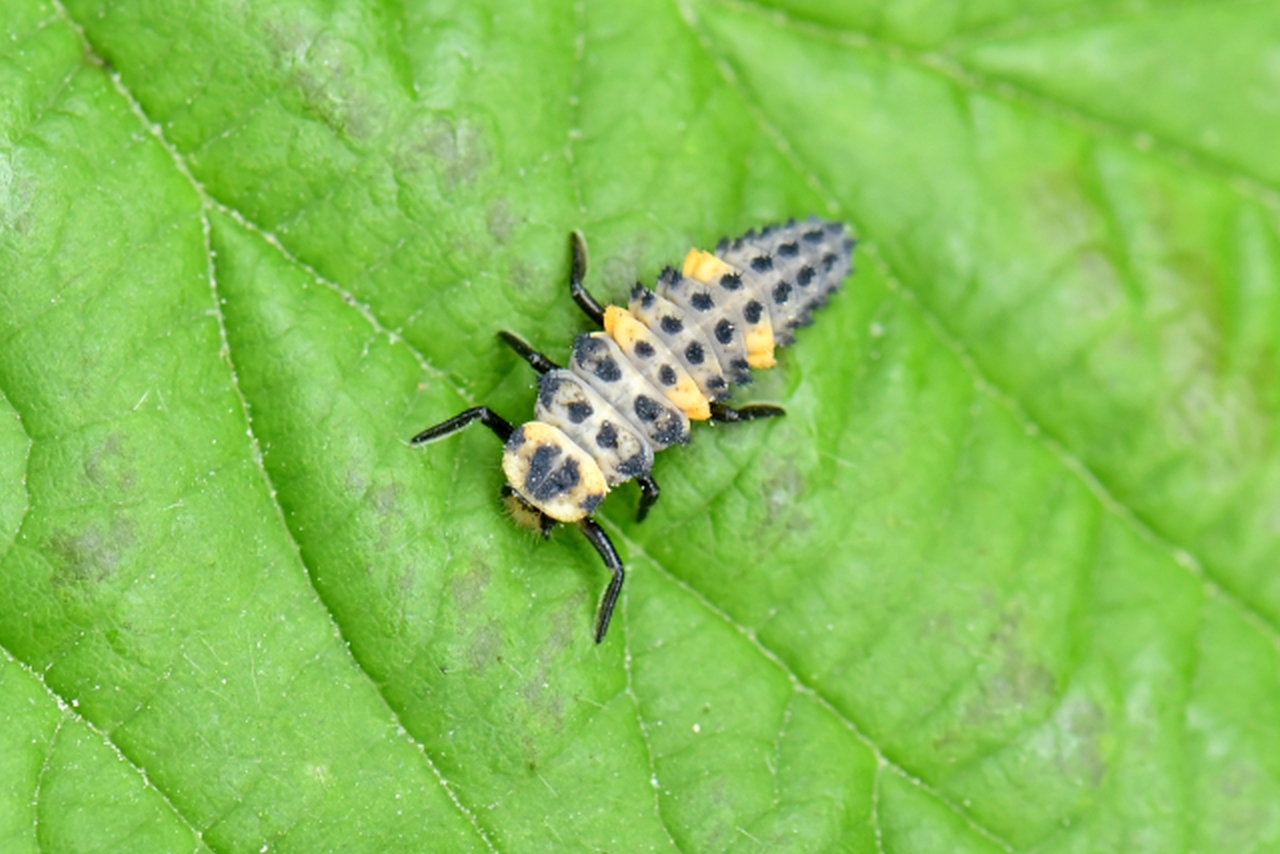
570,333,690,450
655,267,751,385
715,216,854,344
627,284,731,401
535,370,654,486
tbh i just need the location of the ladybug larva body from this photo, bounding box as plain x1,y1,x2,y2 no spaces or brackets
412,216,855,642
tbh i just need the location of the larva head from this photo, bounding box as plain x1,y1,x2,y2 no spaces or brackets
502,421,609,523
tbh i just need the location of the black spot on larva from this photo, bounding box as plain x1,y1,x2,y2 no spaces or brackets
751,256,773,273
823,253,838,272
617,452,649,477
525,444,582,502
719,273,742,290
731,358,750,372
707,376,727,391
537,375,561,409
691,292,714,312
659,266,679,287
761,224,777,237
596,357,621,382
796,266,815,287
659,364,677,386
634,395,663,422
634,340,655,359
567,401,593,423
772,281,792,304
654,415,686,447
715,318,734,345
536,458,580,501
843,237,856,253
716,237,730,253
825,222,843,234
661,315,683,334
685,341,705,365
803,229,823,243
744,300,763,324
596,422,618,449
579,492,604,514
507,425,527,449
641,290,655,308
778,241,799,258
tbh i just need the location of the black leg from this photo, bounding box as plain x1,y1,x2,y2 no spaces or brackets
577,517,624,643
709,402,787,422
410,406,514,445
569,230,606,325
498,330,561,374
635,474,660,523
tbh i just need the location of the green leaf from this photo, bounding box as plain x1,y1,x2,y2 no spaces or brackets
2,0,1278,851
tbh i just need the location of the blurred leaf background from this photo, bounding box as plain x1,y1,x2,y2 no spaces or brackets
2,0,1280,851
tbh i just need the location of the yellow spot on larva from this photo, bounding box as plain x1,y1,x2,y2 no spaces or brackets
682,249,736,282
745,320,776,369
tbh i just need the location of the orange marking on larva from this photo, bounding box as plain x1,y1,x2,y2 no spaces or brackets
603,304,627,336
682,248,736,282
745,322,776,369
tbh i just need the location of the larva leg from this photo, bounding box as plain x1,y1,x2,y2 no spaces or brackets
569,230,607,326
635,474,660,523
709,402,787,422
498,330,561,374
409,406,515,445
577,516,625,643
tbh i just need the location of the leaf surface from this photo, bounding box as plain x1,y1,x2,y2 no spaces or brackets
2,0,1278,851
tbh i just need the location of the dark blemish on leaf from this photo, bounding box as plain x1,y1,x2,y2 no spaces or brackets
423,117,490,188
449,563,492,614
466,620,504,672
48,518,134,587
83,433,136,493
487,199,516,243
371,483,402,514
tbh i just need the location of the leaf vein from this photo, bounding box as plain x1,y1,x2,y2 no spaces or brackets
611,521,1017,853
